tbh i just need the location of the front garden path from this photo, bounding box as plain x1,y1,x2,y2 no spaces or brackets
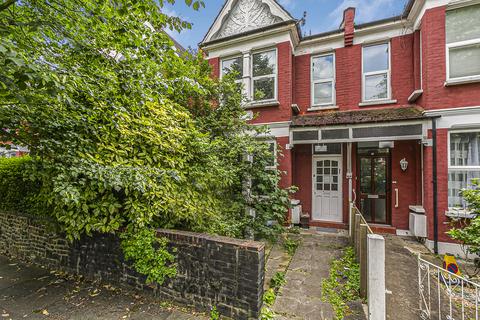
0,256,207,320
272,229,366,320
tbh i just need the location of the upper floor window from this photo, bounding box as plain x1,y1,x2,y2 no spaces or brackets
311,53,335,107
446,4,480,82
448,130,480,209
221,56,243,82
362,43,390,102
252,49,277,101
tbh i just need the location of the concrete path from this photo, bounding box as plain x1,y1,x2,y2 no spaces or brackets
273,230,366,320
0,255,207,320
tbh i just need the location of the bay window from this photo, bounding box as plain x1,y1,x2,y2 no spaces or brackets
252,50,277,101
311,53,335,107
362,43,390,102
446,4,480,82
448,130,480,209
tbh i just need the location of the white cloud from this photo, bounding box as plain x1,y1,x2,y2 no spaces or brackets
328,0,397,28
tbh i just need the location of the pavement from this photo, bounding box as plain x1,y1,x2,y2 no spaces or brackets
0,255,207,320
272,230,366,320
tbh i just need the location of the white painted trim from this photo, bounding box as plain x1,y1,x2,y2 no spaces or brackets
424,105,480,116
408,89,423,103
396,229,413,236
446,38,480,83
310,52,336,108
253,121,290,138
359,99,397,107
424,106,480,129
307,105,339,112
361,42,392,103
264,139,278,170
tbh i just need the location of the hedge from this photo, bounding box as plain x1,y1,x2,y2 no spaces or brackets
0,156,39,213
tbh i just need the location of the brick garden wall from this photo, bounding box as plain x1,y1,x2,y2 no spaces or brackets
0,211,265,320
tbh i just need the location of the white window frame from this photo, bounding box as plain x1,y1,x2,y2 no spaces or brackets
446,38,480,82
311,53,336,107
447,129,480,211
220,55,244,84
251,48,278,102
265,140,277,170
361,42,391,103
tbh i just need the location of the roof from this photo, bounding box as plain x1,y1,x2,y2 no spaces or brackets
165,33,185,52
201,0,418,47
291,106,428,127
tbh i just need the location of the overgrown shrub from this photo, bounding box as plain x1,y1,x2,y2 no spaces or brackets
0,156,40,213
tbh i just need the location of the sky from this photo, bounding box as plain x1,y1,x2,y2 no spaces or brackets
164,0,409,49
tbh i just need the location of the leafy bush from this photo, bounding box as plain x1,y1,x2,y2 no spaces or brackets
321,247,360,320
0,156,40,213
448,179,480,262
282,236,300,256
270,271,286,290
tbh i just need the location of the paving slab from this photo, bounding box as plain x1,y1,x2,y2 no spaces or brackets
272,231,366,320
0,255,207,320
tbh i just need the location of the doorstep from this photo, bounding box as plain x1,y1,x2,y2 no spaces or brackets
369,224,397,235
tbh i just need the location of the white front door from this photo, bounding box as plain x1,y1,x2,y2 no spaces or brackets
312,156,343,222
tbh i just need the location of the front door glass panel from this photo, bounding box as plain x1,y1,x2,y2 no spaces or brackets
358,150,390,224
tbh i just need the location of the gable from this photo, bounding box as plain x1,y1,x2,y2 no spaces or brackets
202,0,294,44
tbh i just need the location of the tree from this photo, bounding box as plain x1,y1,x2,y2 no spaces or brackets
0,0,292,282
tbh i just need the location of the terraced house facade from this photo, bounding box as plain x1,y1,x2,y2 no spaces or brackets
200,0,480,255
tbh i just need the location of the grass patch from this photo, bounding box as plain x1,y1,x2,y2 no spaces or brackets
321,247,360,320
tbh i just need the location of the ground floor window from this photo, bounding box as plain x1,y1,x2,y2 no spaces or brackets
448,130,480,209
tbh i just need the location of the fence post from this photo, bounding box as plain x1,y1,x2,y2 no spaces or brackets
367,234,386,320
359,224,368,299
350,206,355,242
355,214,361,258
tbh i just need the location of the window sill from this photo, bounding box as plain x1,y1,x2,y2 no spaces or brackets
445,76,480,87
245,100,280,109
359,99,397,107
445,209,477,219
307,105,339,112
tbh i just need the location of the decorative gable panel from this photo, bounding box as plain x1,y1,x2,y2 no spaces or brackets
202,0,294,44
213,0,283,40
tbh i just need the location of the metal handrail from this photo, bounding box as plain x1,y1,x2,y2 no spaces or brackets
352,204,373,234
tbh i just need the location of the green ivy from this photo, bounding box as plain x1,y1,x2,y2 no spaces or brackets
321,247,360,320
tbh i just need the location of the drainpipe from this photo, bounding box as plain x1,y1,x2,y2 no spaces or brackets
432,118,438,254
347,142,353,236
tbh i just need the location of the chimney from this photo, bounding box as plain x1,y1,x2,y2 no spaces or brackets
341,7,355,47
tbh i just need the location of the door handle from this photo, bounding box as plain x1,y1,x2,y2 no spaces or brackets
395,188,399,208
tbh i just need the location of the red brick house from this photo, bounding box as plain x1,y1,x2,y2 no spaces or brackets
200,0,480,255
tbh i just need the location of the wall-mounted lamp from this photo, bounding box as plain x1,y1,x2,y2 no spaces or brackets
400,158,408,172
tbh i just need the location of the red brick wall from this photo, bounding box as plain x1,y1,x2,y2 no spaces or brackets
391,140,422,230
251,41,293,124
413,30,422,91
293,54,311,113
292,144,312,217
294,34,415,113
208,57,220,79
421,6,480,110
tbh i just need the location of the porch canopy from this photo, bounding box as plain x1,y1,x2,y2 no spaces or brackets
290,106,429,144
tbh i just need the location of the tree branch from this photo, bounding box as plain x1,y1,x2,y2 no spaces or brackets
0,0,17,12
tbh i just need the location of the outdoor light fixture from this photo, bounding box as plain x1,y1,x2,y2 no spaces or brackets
400,158,408,172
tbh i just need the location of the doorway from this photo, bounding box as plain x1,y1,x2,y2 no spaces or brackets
312,155,343,222
357,146,391,224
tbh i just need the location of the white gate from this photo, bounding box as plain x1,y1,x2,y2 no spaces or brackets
418,255,480,319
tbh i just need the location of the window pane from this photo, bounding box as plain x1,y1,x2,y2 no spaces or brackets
253,50,276,77
313,82,333,105
363,43,389,73
221,57,243,80
365,73,388,100
446,4,480,44
312,55,334,81
266,142,276,167
449,44,480,79
253,77,275,101
450,132,480,166
448,170,480,207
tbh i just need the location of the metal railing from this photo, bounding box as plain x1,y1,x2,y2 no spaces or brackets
418,255,480,320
